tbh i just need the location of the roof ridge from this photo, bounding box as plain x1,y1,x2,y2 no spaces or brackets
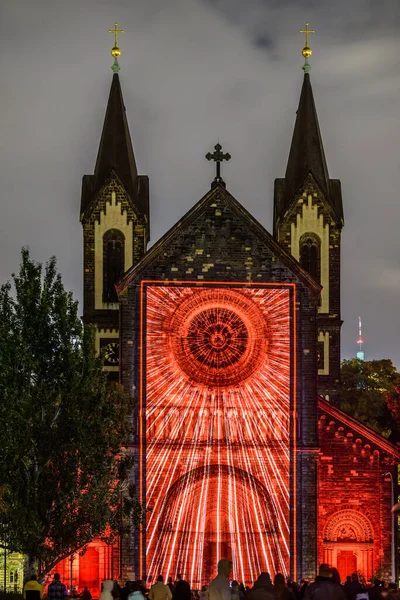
116,183,322,295
318,397,400,459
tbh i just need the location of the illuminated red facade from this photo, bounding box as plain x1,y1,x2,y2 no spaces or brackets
116,184,399,585
117,185,322,584
75,66,400,592
142,283,293,585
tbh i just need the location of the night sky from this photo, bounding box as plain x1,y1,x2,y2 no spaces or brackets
0,0,399,364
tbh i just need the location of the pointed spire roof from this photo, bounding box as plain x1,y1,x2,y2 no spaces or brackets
274,72,343,227
285,72,329,201
93,72,138,199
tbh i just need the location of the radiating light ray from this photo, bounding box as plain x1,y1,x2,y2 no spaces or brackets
142,284,293,586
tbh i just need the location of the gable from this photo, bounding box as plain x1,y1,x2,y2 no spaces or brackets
318,396,400,461
117,183,321,294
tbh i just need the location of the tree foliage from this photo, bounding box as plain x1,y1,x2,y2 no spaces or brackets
340,358,400,442
0,249,139,575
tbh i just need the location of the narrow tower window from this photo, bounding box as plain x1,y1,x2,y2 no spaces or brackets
299,233,321,282
103,229,125,303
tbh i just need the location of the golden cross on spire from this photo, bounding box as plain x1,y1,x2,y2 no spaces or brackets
300,22,315,47
109,22,124,72
300,22,315,60
109,22,124,49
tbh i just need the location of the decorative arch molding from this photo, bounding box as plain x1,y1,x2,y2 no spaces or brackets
299,231,322,247
148,463,284,585
323,509,374,543
160,463,280,529
322,509,374,580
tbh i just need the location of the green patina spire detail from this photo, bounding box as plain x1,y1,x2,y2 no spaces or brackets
111,57,120,73
302,59,311,73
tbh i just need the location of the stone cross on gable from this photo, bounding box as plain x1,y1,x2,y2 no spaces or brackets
206,143,231,184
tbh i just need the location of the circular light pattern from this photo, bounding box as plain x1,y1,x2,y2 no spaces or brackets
169,289,268,386
187,308,248,368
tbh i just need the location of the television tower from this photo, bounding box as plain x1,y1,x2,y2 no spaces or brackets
356,316,365,361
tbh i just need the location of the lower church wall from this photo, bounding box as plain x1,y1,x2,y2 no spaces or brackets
317,414,395,582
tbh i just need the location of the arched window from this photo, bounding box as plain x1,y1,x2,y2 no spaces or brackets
103,229,125,303
299,233,321,282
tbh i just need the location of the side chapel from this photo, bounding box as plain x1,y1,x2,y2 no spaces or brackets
54,28,399,592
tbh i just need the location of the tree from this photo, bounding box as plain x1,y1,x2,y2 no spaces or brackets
340,358,400,441
0,249,140,576
386,384,400,437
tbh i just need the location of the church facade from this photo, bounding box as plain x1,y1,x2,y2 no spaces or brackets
64,59,399,589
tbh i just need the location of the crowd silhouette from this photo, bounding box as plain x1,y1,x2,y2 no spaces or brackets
93,560,400,600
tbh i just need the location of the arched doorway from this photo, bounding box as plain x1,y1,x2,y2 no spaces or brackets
146,464,284,587
322,509,374,580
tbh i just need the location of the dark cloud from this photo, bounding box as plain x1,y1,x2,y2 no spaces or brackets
253,34,273,51
0,0,399,365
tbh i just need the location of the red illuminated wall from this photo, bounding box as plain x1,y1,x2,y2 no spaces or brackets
141,283,294,586
47,539,120,596
317,400,398,582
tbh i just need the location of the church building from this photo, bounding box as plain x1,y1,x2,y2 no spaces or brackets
54,28,399,591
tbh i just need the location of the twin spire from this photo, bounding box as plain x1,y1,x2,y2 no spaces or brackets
80,22,143,220
86,22,342,225
93,72,138,201
91,22,138,202
275,22,344,226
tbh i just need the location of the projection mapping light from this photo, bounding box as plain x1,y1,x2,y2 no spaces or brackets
141,283,294,586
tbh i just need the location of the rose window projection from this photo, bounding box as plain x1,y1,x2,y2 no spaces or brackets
141,283,294,585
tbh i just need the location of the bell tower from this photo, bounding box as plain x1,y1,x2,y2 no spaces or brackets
274,26,344,405
81,25,149,376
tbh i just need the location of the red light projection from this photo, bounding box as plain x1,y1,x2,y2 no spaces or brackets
141,283,294,586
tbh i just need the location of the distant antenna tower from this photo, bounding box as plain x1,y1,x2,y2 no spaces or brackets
356,316,365,361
